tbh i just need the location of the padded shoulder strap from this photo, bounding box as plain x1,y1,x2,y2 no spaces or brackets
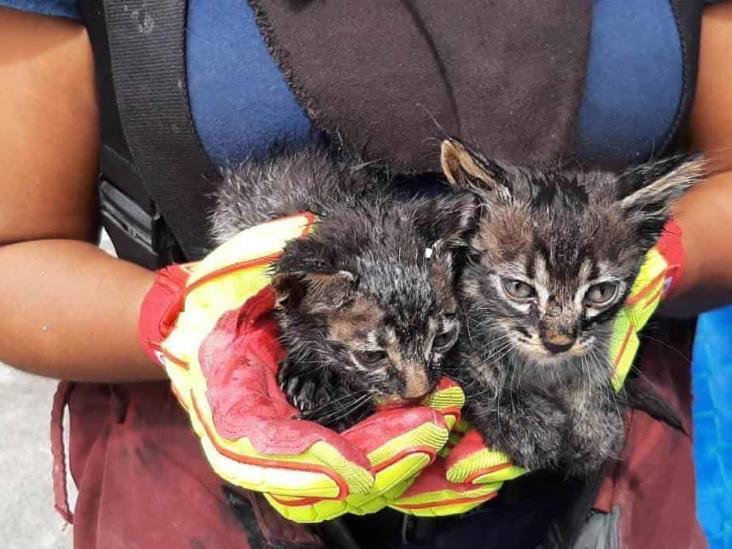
81,0,218,262
248,0,593,172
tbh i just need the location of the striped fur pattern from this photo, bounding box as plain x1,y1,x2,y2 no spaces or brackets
441,139,703,475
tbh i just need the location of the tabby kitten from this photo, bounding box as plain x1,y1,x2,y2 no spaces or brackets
212,145,477,431
440,139,703,475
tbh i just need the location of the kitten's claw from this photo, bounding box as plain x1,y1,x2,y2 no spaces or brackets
282,374,320,413
286,377,300,398
298,382,317,411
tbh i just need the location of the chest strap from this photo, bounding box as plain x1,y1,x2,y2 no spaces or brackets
81,0,219,267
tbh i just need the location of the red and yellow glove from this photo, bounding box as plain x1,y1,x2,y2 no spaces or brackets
138,214,464,522
609,220,684,389
139,214,683,522
389,423,524,517
265,378,465,522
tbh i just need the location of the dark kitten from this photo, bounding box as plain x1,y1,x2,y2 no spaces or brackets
212,145,476,431
440,139,703,475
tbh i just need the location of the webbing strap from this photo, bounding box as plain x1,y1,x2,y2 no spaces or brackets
51,381,74,525
82,0,219,261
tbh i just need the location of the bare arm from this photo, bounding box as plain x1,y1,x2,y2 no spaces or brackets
661,2,732,317
0,8,161,381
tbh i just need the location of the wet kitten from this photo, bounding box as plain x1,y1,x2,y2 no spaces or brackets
440,139,703,476
212,145,476,431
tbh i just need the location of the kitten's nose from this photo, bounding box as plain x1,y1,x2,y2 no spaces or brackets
542,338,576,354
399,362,431,399
540,325,577,354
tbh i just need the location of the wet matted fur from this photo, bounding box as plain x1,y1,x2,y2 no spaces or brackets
441,139,703,475
212,145,477,431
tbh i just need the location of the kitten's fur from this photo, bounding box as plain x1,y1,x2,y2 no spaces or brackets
441,139,703,475
212,145,477,431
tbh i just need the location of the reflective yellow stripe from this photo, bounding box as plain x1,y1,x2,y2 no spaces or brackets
446,448,521,484
610,248,668,390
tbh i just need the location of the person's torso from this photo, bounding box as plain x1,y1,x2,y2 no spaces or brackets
7,0,685,168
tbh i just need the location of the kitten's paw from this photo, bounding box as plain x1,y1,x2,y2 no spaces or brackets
279,363,372,431
281,375,332,413
290,379,317,411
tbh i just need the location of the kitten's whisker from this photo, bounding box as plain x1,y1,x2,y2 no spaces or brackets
473,335,512,354
590,347,623,426
508,358,522,417
483,347,513,366
309,393,372,425
636,333,691,366
301,389,368,413
579,353,592,421
479,340,513,362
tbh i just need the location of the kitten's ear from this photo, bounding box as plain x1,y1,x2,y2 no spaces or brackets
617,154,705,244
272,270,356,312
414,193,480,251
440,138,511,200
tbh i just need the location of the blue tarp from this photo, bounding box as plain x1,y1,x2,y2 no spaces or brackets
693,306,732,548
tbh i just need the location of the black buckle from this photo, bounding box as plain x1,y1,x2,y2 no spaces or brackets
99,177,184,268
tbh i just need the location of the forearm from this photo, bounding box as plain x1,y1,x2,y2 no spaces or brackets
660,170,732,317
662,4,732,317
0,10,161,382
0,239,162,381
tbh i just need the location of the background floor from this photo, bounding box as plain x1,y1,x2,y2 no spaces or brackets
0,367,72,548
0,234,112,548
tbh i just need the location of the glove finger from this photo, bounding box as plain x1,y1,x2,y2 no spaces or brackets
264,493,352,523
343,406,449,468
335,407,451,510
263,407,452,522
262,460,416,523
419,377,465,429
267,472,413,524
389,460,500,517
445,428,525,484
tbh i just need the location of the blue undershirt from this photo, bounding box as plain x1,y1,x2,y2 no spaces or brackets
2,0,684,167
576,0,682,165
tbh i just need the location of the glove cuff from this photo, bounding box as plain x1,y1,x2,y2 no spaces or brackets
138,264,190,366
657,219,684,300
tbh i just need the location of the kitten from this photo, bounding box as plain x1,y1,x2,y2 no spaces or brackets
440,138,703,476
212,145,477,431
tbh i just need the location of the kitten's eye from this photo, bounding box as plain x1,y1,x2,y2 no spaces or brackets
501,278,535,300
432,329,456,351
355,350,388,366
585,281,619,307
